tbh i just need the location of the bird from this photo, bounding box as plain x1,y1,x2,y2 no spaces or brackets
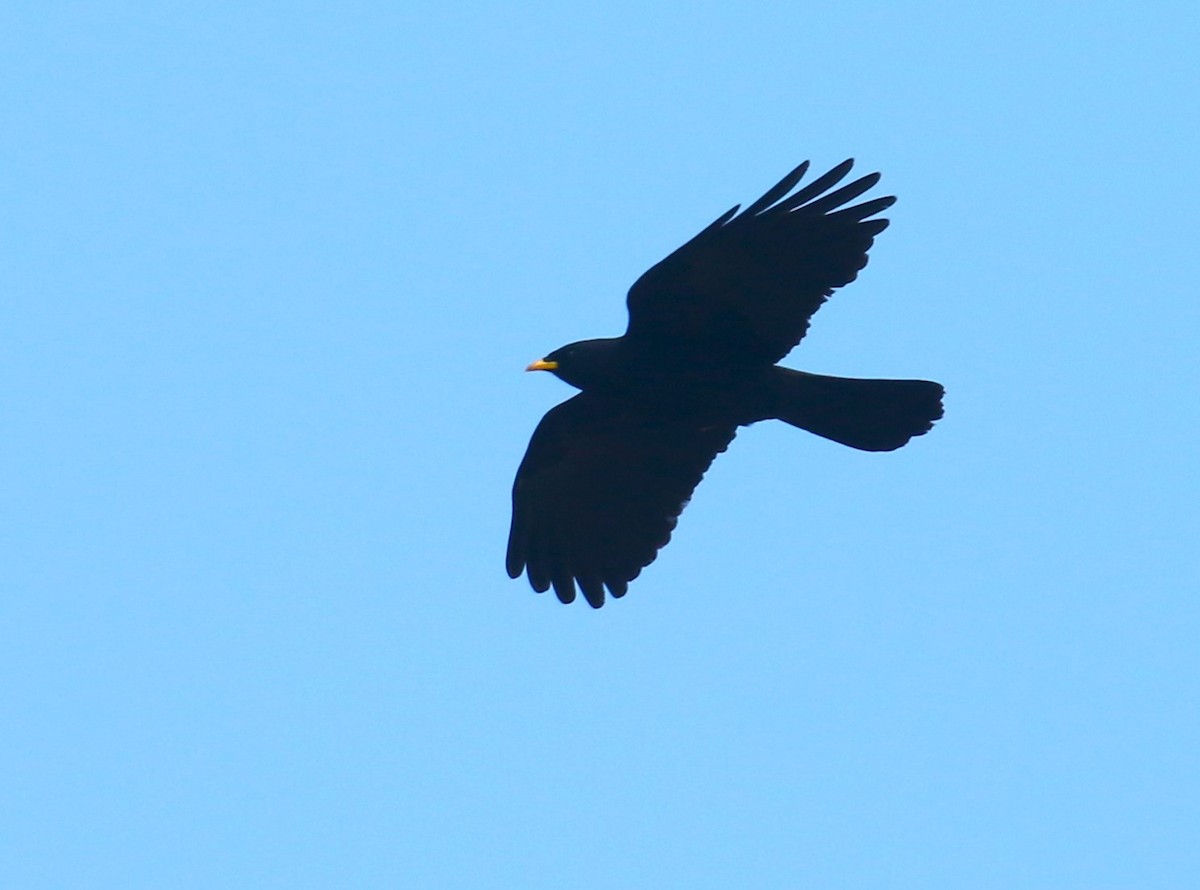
506,159,944,608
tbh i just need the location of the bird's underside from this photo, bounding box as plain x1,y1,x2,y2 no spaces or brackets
507,159,945,608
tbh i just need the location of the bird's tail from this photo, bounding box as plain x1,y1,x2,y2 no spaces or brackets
769,368,944,452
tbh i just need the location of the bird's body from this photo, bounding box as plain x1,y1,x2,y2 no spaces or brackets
508,160,944,608
537,337,775,419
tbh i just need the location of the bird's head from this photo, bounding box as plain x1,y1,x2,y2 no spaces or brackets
525,338,625,391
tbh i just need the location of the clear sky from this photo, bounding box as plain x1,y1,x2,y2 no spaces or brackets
4,2,1199,887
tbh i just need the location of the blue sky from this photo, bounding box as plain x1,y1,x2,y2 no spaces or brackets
4,2,1199,887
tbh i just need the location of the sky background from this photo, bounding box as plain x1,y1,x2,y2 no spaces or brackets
4,2,1199,887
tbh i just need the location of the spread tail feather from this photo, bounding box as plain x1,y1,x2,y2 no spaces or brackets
771,368,944,452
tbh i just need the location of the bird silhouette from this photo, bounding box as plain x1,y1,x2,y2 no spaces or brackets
507,160,944,607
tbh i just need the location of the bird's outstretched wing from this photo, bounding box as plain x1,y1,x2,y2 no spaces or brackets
507,393,736,608
625,159,895,366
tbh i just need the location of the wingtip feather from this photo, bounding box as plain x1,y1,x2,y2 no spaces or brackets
743,160,811,216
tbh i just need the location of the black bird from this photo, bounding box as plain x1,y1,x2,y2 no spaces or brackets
507,160,943,608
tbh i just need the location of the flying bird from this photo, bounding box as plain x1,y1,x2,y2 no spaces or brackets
507,159,944,608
